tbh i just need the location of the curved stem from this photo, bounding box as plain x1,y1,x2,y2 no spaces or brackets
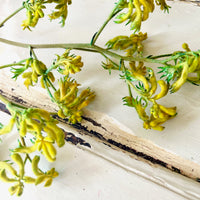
91,1,122,45
43,77,56,102
0,6,25,28
128,84,133,98
46,77,56,91
20,137,32,164
45,64,59,75
0,37,182,65
0,59,27,69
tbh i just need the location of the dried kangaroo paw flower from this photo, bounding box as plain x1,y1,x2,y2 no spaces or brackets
48,0,72,26
32,156,59,187
114,0,168,31
106,32,147,56
56,49,84,75
54,77,95,123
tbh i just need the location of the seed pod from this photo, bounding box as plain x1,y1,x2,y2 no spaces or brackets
22,72,32,78
0,169,17,183
9,184,18,196
32,70,38,83
35,175,46,185
0,117,15,135
11,153,24,179
48,72,55,82
25,118,41,134
32,108,51,121
44,178,53,187
27,11,33,25
42,143,56,162
0,162,17,177
37,9,45,18
32,156,43,176
148,70,157,97
130,0,142,31
19,120,27,137
189,55,199,73
159,105,177,116
153,80,168,100
40,77,46,88
45,142,57,159
57,109,66,119
43,126,56,142
131,71,149,91
32,60,46,75
23,176,35,184
171,62,189,93
16,185,23,196
115,0,133,23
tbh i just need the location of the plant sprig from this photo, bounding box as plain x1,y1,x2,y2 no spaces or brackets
0,0,199,196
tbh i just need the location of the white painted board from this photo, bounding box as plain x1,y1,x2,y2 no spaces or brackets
0,0,200,199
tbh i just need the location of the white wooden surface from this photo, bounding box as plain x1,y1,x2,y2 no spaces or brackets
0,0,200,199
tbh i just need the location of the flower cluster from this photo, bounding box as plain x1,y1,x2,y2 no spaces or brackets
115,0,169,31
54,77,95,123
0,104,65,196
55,49,84,75
48,0,72,26
11,58,55,89
123,61,176,130
22,0,46,30
158,44,200,93
22,0,72,30
106,32,147,56
0,107,65,158
0,153,59,196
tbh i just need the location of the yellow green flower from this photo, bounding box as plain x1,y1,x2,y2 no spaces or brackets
32,156,59,187
0,153,36,196
54,77,95,123
15,135,57,162
48,0,72,26
22,1,46,30
106,32,147,56
55,49,84,75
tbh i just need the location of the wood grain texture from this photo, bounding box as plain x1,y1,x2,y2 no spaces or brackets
0,71,200,183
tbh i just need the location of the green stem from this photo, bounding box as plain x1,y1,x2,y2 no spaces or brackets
24,154,32,164
0,59,27,69
100,53,119,70
20,137,32,164
128,84,133,98
91,1,122,45
30,47,38,60
127,80,144,97
0,6,25,28
43,78,56,102
46,77,56,91
0,38,98,52
45,64,59,75
10,102,27,110
0,94,26,114
0,37,183,65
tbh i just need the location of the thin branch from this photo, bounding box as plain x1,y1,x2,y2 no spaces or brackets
0,59,27,69
0,6,25,28
0,37,184,65
91,1,122,45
